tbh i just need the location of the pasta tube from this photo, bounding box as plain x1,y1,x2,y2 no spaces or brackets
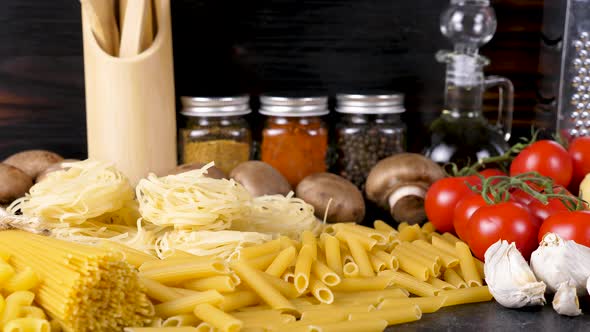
193,303,242,332
265,246,297,277
321,234,343,276
309,319,388,332
154,290,224,317
438,286,493,306
345,237,374,277
295,245,314,293
348,304,422,325
378,296,447,313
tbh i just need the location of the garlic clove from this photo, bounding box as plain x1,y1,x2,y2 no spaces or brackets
552,280,582,316
530,232,590,295
484,240,546,308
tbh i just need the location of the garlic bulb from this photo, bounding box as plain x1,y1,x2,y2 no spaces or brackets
530,232,590,295
484,240,546,308
552,280,582,316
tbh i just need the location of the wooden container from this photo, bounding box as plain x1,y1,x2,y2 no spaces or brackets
81,0,176,185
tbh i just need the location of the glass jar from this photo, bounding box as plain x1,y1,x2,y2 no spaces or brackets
260,96,329,187
179,96,252,174
333,94,407,188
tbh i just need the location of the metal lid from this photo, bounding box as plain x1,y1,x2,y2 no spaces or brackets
180,96,251,117
336,94,406,114
259,96,329,117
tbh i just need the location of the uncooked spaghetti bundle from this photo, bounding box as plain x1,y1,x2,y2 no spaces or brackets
135,164,251,231
8,160,136,225
0,230,154,331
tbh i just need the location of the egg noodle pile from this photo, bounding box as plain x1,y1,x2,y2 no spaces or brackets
3,160,322,259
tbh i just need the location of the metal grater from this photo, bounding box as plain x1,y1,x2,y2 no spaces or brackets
557,0,590,139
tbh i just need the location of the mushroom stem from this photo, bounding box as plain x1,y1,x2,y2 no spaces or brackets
388,185,427,225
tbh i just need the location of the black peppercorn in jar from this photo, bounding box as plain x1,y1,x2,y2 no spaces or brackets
179,96,252,174
333,94,407,189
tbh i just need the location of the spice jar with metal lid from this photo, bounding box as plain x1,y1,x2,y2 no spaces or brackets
260,96,329,187
333,94,407,189
179,96,252,174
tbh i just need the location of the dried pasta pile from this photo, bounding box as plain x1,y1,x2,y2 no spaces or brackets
125,221,492,332
8,160,136,225
0,230,154,331
0,248,51,332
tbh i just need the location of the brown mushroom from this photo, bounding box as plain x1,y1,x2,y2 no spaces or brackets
3,150,63,179
365,153,445,224
0,164,33,204
230,161,291,197
168,162,227,179
35,159,81,183
296,172,365,223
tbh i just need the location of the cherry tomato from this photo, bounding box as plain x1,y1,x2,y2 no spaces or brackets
467,201,538,260
510,140,573,187
453,194,488,243
538,210,590,246
509,188,537,205
568,136,590,193
527,198,570,227
425,177,476,233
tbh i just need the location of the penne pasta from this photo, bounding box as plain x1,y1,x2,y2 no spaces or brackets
443,269,467,289
333,288,408,304
183,275,236,293
348,304,421,325
295,245,314,293
393,244,439,278
265,246,297,277
369,253,388,273
321,234,343,276
372,250,398,271
398,224,421,242
378,270,438,297
309,277,334,304
430,234,458,257
260,272,300,299
345,237,374,277
219,290,260,312
455,242,482,287
246,252,280,271
140,277,181,302
397,222,409,231
391,248,430,281
311,260,341,287
229,260,299,315
193,303,242,332
427,277,456,291
330,276,393,292
437,286,493,306
124,328,198,332
195,322,215,332
140,256,215,272
442,232,462,245
309,319,388,332
335,230,377,251
302,231,318,260
162,314,200,327
421,222,436,234
474,258,485,279
412,240,459,268
139,260,228,285
334,224,388,246
378,296,447,313
154,290,224,317
238,239,281,260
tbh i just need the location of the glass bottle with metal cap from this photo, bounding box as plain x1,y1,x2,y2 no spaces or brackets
260,96,330,186
179,96,252,174
333,94,407,189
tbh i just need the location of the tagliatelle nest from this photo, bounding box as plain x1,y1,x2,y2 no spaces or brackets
8,160,136,225
135,163,251,231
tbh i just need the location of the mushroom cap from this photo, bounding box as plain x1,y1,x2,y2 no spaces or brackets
230,161,291,197
365,153,445,223
35,159,80,183
0,163,33,204
169,163,227,179
3,150,63,179
296,172,365,223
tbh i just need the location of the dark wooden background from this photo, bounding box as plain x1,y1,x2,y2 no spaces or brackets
0,0,556,159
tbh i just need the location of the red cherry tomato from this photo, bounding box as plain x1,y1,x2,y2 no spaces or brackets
509,188,536,205
467,202,539,261
453,194,489,243
425,177,476,233
510,140,573,187
538,210,590,246
527,198,570,227
568,136,590,193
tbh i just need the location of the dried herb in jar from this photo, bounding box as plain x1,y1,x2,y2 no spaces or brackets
183,139,250,174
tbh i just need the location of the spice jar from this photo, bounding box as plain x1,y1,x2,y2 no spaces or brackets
333,94,407,188
260,96,329,186
179,96,252,174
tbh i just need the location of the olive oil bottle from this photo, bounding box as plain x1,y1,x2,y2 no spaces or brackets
424,0,514,168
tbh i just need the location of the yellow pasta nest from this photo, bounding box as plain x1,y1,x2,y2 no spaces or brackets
8,160,136,225
136,167,251,231
0,230,153,331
